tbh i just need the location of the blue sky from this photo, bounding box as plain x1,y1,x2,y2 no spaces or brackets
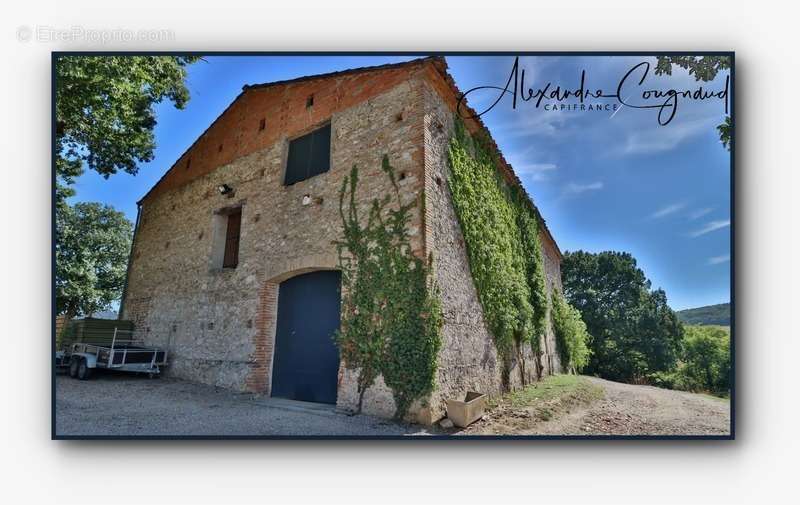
69,55,731,310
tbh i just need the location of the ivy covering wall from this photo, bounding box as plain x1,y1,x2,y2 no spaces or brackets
447,119,549,378
511,186,549,347
334,156,443,419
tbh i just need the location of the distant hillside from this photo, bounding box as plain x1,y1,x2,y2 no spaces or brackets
677,303,730,326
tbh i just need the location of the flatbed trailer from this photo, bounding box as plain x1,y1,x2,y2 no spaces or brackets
61,327,168,380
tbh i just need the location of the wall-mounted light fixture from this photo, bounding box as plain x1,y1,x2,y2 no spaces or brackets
217,184,233,196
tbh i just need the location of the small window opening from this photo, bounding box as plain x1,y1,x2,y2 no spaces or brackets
259,118,266,131
306,94,314,108
222,208,242,269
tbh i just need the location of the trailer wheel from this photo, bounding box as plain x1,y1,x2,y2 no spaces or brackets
69,357,79,378
77,358,92,380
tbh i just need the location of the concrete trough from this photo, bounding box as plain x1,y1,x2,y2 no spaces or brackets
446,391,487,428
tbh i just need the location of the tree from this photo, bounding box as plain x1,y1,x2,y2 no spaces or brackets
654,56,732,150
55,55,199,202
632,288,684,374
680,325,730,394
561,250,683,382
54,56,198,320
56,202,133,320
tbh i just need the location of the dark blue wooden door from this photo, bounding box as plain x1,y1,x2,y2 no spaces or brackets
271,270,341,404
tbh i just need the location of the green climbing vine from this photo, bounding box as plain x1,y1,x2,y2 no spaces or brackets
447,118,550,379
511,185,549,349
551,290,592,373
334,155,443,419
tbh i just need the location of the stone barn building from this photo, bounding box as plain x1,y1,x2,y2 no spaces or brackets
120,56,564,424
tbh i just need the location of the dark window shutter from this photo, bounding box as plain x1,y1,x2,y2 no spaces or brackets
285,132,312,185
284,123,331,185
308,124,331,179
223,209,241,268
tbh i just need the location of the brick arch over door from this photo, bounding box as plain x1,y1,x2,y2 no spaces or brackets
245,252,340,393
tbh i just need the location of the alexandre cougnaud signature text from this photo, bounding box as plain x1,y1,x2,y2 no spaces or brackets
458,56,730,126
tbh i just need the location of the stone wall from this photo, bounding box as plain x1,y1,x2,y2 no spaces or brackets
540,233,564,375
419,78,563,422
123,70,428,419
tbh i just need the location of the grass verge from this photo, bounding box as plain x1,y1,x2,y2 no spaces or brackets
485,374,604,423
505,375,602,406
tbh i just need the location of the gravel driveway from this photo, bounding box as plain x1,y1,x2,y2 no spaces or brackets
54,373,433,437
502,376,731,436
55,373,731,437
568,377,730,435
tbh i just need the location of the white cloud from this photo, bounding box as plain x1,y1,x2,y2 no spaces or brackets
619,117,719,156
513,162,558,181
563,181,604,197
515,162,557,174
689,207,714,220
492,109,571,138
708,254,730,265
505,145,559,182
690,219,730,237
650,202,687,219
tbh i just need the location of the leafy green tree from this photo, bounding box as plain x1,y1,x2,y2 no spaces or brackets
56,202,133,320
654,56,732,150
55,55,199,202
561,250,683,382
551,291,592,373
633,288,685,373
680,325,730,393
716,116,732,151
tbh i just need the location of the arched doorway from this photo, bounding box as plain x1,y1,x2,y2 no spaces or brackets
270,270,341,404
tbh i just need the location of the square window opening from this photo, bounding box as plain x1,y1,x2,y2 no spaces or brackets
284,123,331,186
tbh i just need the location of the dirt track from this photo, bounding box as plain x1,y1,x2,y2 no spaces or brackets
465,376,731,436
